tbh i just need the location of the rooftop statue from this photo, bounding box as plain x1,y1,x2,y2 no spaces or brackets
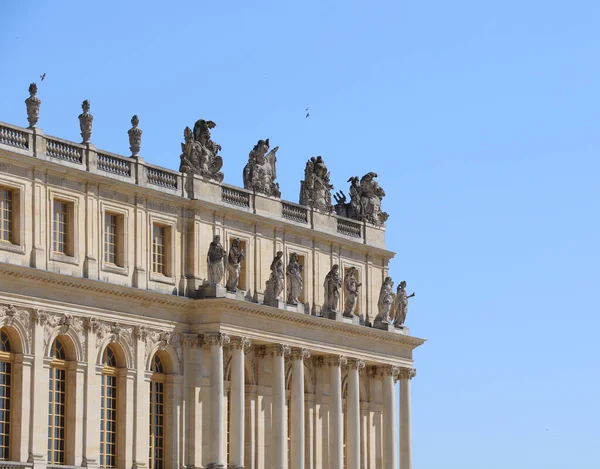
78,100,93,144
333,172,389,226
179,119,224,182
243,139,281,197
25,82,40,128
299,156,333,212
343,266,361,318
264,251,285,307
393,280,415,328
375,276,395,325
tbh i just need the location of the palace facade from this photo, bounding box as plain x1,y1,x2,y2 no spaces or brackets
0,86,424,469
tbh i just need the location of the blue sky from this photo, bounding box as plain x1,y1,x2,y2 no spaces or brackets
1,1,599,467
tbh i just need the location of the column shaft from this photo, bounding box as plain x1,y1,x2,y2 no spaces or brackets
326,356,345,469
290,349,309,469
399,369,415,469
206,333,229,469
230,338,249,469
266,344,289,469
346,359,363,469
381,367,397,469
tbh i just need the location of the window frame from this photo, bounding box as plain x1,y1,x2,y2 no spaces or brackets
0,180,25,255
48,338,68,465
149,215,176,285
49,191,79,264
100,347,118,469
100,203,129,275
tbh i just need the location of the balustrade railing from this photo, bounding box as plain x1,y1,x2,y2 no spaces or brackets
98,151,132,177
337,217,362,238
282,201,308,223
46,138,83,164
222,185,250,207
0,462,33,469
147,166,178,189
0,125,28,149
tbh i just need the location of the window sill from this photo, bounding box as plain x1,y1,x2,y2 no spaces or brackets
49,251,79,265
101,262,129,276
150,272,176,285
0,241,26,255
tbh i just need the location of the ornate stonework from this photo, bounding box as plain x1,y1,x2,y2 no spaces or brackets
299,156,333,212
179,119,224,182
334,172,389,226
78,100,93,144
203,332,231,347
242,139,280,197
25,82,40,128
290,347,311,361
128,115,142,157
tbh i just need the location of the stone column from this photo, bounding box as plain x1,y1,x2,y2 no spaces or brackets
399,368,416,469
290,348,310,469
133,328,150,469
82,320,100,469
182,333,201,468
324,355,346,469
229,337,251,469
379,365,398,469
166,374,183,469
205,333,230,469
30,317,47,469
265,344,290,469
345,358,364,469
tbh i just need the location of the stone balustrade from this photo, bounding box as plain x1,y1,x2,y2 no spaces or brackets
0,120,386,248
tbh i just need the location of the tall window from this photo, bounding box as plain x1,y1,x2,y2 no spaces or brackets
48,338,67,464
104,213,119,265
0,189,13,244
152,224,168,275
100,347,118,468
52,200,69,254
0,330,12,461
149,354,165,469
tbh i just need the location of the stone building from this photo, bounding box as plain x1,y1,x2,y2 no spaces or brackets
0,86,424,469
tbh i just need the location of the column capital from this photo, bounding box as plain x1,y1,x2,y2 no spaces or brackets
376,364,399,377
203,332,230,347
290,347,311,361
323,355,347,367
261,344,291,357
182,333,202,348
345,358,365,371
397,367,417,380
228,336,251,351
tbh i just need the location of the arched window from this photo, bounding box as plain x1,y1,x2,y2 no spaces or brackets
0,330,13,461
48,338,67,464
149,354,165,469
100,346,118,468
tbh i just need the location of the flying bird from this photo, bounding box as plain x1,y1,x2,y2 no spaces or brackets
40,73,46,81
306,112,310,118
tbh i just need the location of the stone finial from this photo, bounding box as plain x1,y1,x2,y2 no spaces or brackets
128,115,142,157
25,82,41,128
78,100,93,144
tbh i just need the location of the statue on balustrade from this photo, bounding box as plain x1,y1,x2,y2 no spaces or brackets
243,139,281,197
343,266,362,317
264,251,285,307
179,119,224,182
299,156,334,212
79,100,93,144
25,82,40,128
286,252,303,305
376,277,395,324
393,280,415,327
207,235,226,286
226,238,245,291
323,264,342,314
333,172,389,226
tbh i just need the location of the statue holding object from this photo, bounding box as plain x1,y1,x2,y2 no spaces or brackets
226,238,245,291
393,280,415,327
264,251,285,307
343,266,362,317
334,172,389,226
286,252,303,305
299,156,334,212
376,277,395,324
323,264,342,314
243,139,281,197
207,235,226,286
179,119,224,182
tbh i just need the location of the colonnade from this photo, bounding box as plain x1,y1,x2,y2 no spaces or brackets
203,332,415,469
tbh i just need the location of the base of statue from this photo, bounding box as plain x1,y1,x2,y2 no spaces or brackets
394,324,410,335
323,309,343,321
373,317,395,331
285,302,305,314
342,314,360,325
264,297,284,309
206,464,225,469
226,289,246,301
196,284,227,299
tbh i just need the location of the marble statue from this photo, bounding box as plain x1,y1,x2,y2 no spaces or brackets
333,172,389,226
286,252,303,305
393,281,415,327
299,156,333,212
25,82,40,128
323,264,342,314
264,251,285,306
343,267,362,317
128,115,142,157
243,139,281,197
206,235,226,286
78,100,93,144
376,277,395,324
226,238,245,291
179,119,224,182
